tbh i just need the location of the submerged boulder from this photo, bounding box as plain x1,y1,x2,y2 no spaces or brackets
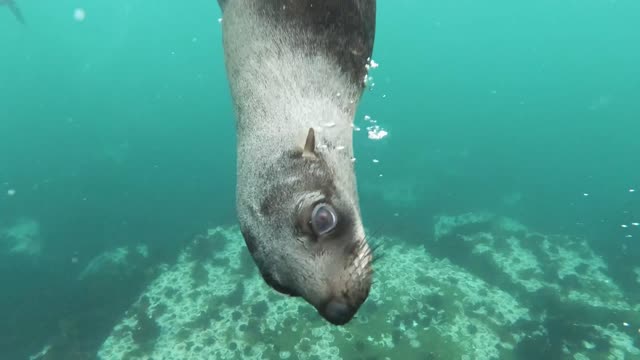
77,245,150,282
95,220,640,360
430,212,640,359
0,218,43,257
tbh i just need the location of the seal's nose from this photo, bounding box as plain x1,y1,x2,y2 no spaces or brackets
321,299,356,325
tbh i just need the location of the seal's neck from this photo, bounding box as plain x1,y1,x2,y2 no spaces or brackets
221,0,364,147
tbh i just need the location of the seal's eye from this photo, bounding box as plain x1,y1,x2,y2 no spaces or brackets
310,203,337,236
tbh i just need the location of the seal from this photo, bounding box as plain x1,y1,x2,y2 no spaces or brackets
0,0,25,24
217,0,377,325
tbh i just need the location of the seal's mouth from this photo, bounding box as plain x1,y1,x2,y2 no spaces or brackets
316,238,374,326
319,298,359,325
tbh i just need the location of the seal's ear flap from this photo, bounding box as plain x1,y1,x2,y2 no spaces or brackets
303,128,317,160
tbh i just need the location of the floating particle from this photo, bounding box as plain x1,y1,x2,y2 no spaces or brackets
626,235,633,238
372,159,379,163
335,145,345,151
336,92,341,97
73,8,86,22
382,94,387,98
7,189,16,196
192,37,198,42
218,18,223,23
379,174,383,177
369,59,379,69
632,223,640,226
364,115,371,121
323,122,336,128
583,193,589,197
630,189,636,193
350,157,356,162
621,224,628,228
623,322,630,327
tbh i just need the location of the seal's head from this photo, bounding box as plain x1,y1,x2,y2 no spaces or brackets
240,128,372,325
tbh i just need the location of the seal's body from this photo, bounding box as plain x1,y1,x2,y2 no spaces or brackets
218,0,376,325
1,0,25,24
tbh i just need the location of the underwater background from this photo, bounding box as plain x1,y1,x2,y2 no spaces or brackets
1,0,639,359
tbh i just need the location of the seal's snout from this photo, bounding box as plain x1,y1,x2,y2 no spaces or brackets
321,299,357,325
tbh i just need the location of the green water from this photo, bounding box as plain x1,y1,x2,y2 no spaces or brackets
1,0,639,359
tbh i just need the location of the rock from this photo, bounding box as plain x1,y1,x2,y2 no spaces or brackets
78,244,149,281
1,218,43,257
430,213,640,359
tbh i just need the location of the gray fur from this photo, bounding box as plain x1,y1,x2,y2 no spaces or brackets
218,0,376,325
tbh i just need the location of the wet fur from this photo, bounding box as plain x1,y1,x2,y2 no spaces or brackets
218,0,376,321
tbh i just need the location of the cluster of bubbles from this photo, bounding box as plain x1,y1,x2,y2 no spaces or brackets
363,115,388,141
582,188,638,238
359,59,388,141
358,58,388,179
620,188,637,238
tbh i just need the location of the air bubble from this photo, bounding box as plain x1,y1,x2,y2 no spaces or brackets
73,8,86,22
367,126,388,140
